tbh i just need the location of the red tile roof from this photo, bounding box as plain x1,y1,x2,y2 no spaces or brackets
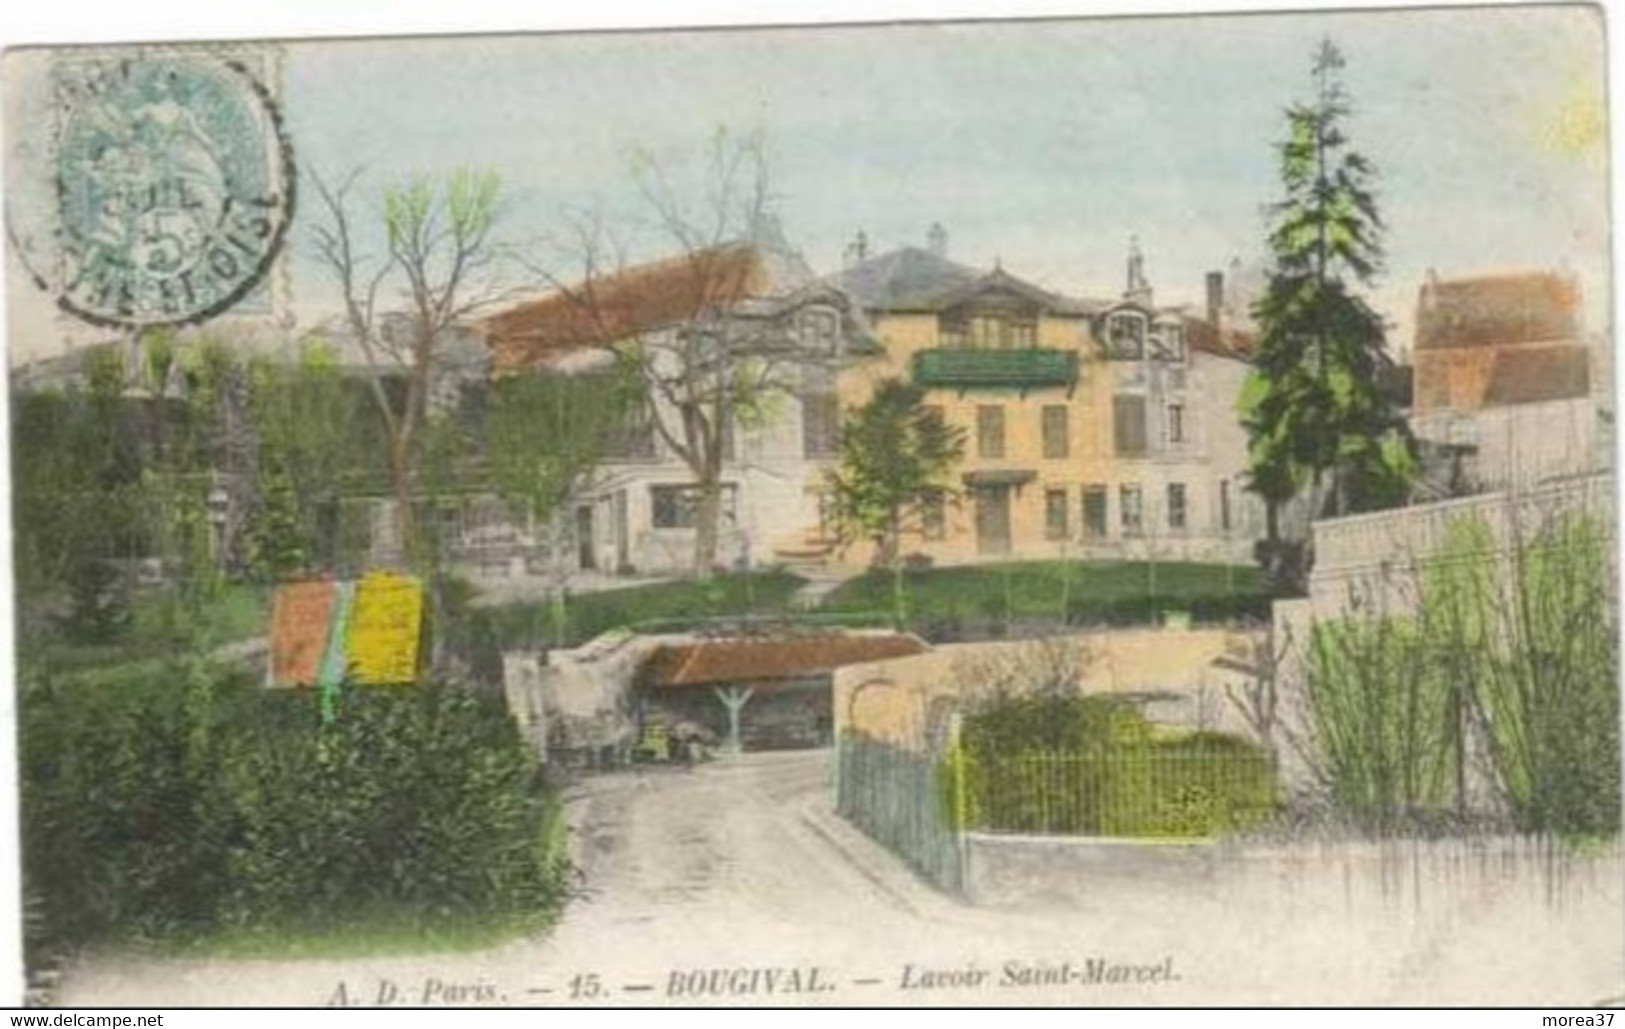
478,244,772,370
1482,344,1591,406
1416,272,1581,351
1183,317,1256,359
640,633,929,689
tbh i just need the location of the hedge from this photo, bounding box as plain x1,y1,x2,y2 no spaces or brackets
952,696,1278,838
19,660,567,953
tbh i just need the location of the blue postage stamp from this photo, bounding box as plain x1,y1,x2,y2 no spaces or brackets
21,49,292,327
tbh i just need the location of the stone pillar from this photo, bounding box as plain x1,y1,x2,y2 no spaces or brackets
502,650,547,760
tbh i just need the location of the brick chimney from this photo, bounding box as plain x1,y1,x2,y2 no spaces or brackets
843,229,869,269
1205,270,1224,328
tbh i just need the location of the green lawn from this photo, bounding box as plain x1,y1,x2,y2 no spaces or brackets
822,560,1268,631
26,582,271,675
484,569,811,648
481,561,1267,649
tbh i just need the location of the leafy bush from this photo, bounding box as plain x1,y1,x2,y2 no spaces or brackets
1307,615,1458,828
19,662,247,947
19,660,566,952
434,574,506,691
953,696,1277,837
1306,511,1620,837
961,693,1151,754
1433,512,1619,836
61,560,133,645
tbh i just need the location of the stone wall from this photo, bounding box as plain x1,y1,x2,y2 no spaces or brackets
832,625,1267,749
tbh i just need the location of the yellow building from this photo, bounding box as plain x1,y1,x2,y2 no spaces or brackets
786,232,1262,568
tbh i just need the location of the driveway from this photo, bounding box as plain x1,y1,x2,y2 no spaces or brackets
55,750,1623,1007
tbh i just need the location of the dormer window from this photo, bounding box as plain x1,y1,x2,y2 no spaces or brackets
1106,311,1146,359
800,306,840,353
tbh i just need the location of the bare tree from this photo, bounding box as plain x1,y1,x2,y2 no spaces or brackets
309,167,507,563
951,634,1098,706
517,130,844,577
1218,620,1293,759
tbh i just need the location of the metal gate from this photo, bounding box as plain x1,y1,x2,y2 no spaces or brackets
835,731,963,892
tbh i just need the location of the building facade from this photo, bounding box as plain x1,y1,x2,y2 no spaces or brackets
477,227,870,576
1408,269,1608,492
816,233,1263,567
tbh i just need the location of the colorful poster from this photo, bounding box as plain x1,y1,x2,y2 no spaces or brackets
316,578,357,700
267,580,336,687
344,571,423,685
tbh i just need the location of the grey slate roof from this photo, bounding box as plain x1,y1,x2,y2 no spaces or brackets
829,246,1102,317
828,246,983,310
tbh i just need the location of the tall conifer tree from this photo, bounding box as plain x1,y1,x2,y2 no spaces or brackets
1242,40,1415,580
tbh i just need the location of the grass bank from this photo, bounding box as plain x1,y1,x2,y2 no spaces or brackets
822,560,1268,632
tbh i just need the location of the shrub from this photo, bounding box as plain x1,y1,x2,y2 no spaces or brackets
1307,615,1458,828
961,693,1151,754
19,661,249,946
1305,510,1620,838
19,660,566,950
954,696,1278,837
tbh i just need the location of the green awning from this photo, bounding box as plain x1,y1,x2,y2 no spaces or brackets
962,469,1037,488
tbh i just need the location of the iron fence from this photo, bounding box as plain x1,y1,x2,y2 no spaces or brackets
835,732,962,891
965,746,1278,838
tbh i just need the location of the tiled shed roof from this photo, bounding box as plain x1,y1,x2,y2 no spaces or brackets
640,633,929,689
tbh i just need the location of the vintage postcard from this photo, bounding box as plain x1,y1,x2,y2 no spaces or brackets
1,3,1618,1008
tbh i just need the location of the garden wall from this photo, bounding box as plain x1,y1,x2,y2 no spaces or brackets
832,626,1266,748
962,832,1216,906
961,833,1620,915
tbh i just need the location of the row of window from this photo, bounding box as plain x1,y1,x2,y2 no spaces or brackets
1105,312,1186,362
961,400,1188,460
940,314,1039,349
1046,481,1238,539
625,393,1192,464
913,479,1238,543
650,484,739,530
648,478,1238,539
1041,483,1185,540
931,311,1187,361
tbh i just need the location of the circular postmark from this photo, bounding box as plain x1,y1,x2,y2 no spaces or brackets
20,50,295,329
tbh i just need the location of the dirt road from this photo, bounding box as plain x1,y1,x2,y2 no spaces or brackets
56,750,1623,1007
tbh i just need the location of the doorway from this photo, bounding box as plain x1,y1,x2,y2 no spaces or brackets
974,486,1012,555
613,491,629,572
576,506,596,570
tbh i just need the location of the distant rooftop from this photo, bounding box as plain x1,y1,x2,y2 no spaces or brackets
1416,270,1582,351
829,245,983,310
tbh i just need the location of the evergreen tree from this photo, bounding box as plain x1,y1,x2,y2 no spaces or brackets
826,378,965,568
1241,40,1416,583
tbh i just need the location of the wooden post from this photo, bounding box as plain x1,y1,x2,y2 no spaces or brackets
713,684,755,756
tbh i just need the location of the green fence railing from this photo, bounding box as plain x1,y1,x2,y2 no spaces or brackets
963,746,1278,838
836,733,963,892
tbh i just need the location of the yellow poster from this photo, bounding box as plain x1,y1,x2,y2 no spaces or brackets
344,571,423,685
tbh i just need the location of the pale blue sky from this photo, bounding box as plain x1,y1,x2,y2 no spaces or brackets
4,5,1611,358
275,6,1609,349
